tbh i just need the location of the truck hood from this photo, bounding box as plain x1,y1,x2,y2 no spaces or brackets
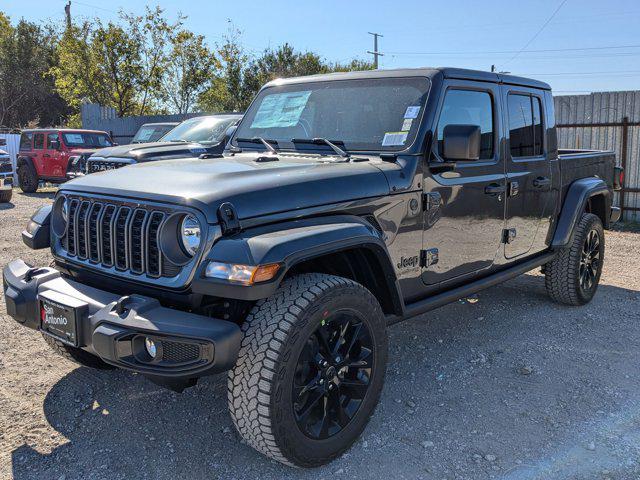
91,141,211,162
62,152,391,223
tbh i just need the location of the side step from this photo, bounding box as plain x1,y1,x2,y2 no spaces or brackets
387,251,555,325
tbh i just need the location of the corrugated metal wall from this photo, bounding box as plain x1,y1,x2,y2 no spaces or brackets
554,91,640,221
0,133,21,181
80,103,210,145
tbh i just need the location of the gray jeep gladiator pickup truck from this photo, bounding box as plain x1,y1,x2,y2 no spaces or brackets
3,67,623,467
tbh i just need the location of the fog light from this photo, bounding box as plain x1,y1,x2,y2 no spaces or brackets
145,337,158,358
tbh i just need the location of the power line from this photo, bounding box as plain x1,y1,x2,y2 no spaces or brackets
503,0,569,66
518,70,640,76
385,44,640,56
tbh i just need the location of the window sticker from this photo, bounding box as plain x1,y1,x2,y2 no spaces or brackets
401,119,413,131
137,129,154,141
404,106,421,119
64,134,84,143
382,132,409,146
251,91,312,129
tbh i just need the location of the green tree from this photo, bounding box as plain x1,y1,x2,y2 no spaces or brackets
163,30,219,114
198,24,247,112
122,6,183,115
0,14,69,127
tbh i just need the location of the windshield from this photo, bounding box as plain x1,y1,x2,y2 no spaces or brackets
234,77,430,152
161,116,238,144
62,132,112,148
132,124,176,143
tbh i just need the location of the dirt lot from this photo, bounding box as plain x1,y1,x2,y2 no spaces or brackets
1,189,640,480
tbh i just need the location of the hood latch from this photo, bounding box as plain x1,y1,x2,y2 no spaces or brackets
217,202,241,236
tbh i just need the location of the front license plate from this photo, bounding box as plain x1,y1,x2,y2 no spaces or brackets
40,298,80,346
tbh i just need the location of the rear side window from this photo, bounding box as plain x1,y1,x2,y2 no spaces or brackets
33,134,44,150
436,89,494,160
46,132,59,149
19,133,33,150
508,94,544,157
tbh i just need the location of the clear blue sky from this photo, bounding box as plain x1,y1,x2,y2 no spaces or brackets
3,0,640,94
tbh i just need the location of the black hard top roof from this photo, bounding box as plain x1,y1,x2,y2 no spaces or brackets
265,67,551,91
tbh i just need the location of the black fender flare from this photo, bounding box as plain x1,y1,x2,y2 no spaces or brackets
551,177,611,248
17,156,35,171
191,215,402,311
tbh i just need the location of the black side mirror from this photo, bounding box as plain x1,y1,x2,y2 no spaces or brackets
223,125,238,146
50,140,60,150
442,124,481,161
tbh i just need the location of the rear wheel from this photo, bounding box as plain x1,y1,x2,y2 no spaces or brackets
228,273,388,467
42,333,115,370
17,161,38,193
544,213,604,305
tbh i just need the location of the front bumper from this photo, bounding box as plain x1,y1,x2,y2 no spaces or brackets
3,259,241,380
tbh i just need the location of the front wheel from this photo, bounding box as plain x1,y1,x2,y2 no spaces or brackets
545,213,605,305
227,273,388,467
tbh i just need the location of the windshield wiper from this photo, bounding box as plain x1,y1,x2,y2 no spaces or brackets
236,137,278,154
291,138,349,158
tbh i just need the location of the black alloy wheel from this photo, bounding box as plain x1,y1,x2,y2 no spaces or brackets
292,311,374,440
579,228,601,293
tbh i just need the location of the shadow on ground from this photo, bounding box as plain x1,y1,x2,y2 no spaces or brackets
10,275,640,480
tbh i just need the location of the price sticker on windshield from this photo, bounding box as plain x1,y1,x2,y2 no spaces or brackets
382,132,409,146
404,106,421,119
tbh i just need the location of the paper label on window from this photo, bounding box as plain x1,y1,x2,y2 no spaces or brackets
382,132,408,146
137,129,153,141
401,119,413,131
65,134,83,143
404,106,421,119
251,91,312,129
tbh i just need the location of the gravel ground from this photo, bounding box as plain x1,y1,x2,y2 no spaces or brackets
1,189,640,480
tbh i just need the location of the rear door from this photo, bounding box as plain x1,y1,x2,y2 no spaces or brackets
32,133,45,174
501,87,554,258
422,80,506,285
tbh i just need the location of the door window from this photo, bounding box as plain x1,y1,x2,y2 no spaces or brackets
508,94,544,157
33,134,44,150
19,133,33,150
436,89,494,159
46,133,59,149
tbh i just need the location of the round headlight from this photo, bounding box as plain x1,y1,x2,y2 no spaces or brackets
52,195,68,238
179,214,201,256
61,197,68,222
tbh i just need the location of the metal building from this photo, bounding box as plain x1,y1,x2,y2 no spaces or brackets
554,91,640,221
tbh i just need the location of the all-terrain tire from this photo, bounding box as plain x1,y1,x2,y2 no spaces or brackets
17,160,38,193
227,273,388,467
42,333,115,370
0,188,11,203
544,212,605,305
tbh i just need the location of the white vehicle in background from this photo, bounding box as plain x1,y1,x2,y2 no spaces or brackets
0,140,13,203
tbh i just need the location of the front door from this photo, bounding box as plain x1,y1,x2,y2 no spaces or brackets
422,80,506,285
502,88,554,258
45,132,65,178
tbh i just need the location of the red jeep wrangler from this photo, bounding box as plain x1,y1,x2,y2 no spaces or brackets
16,129,113,193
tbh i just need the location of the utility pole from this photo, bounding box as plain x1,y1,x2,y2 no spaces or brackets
64,1,72,29
491,65,496,73
367,32,383,69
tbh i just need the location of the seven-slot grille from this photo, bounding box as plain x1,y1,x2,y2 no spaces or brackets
62,196,170,278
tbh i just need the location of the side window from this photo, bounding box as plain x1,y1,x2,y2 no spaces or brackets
532,97,543,156
19,133,33,151
437,89,494,160
46,132,59,149
508,94,544,158
33,134,44,150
